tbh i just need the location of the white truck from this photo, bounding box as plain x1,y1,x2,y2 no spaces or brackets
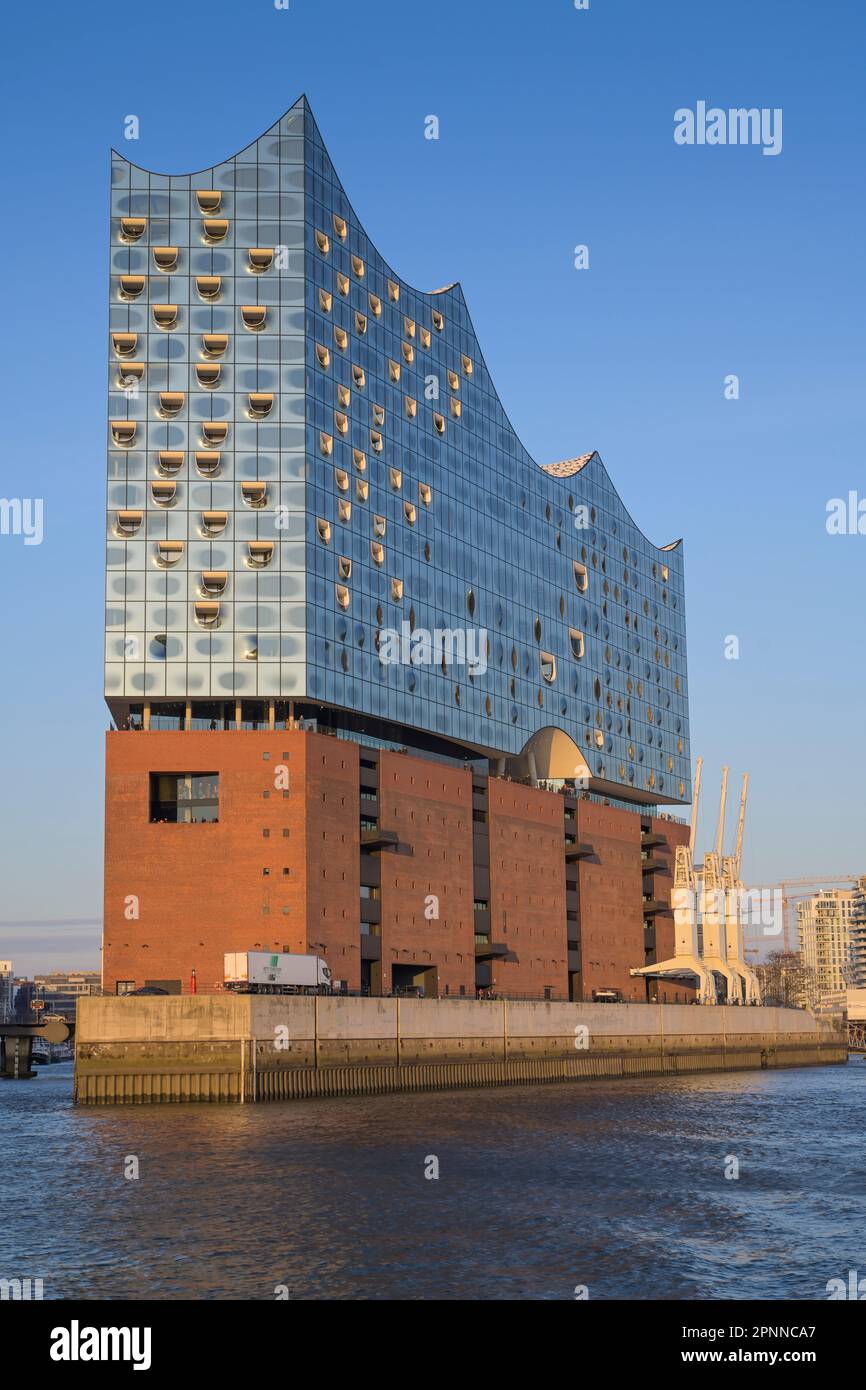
224,951,332,995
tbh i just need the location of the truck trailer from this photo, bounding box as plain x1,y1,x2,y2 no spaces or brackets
224,951,332,995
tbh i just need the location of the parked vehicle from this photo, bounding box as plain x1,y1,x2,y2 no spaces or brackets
224,951,332,995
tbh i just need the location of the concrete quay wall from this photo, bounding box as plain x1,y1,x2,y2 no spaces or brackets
74,997,847,1104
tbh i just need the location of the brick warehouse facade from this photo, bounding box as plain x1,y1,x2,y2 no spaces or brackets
103,728,692,1003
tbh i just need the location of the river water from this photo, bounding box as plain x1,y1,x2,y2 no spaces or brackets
1,1061,863,1300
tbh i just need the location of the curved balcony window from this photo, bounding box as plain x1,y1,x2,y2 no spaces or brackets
316,343,331,369
351,255,365,279
335,584,350,610
368,293,382,317
196,190,221,213
370,431,383,454
404,502,417,525
157,451,184,475
195,451,221,476
333,214,348,240
247,541,274,568
387,279,399,303
196,363,221,388
573,561,589,592
405,397,417,419
201,422,228,446
319,289,332,313
317,518,331,543
355,312,367,335
158,391,184,418
334,469,349,493
201,570,228,595
419,327,431,349
111,420,136,447
433,412,445,435
334,411,348,436
419,482,432,506
337,384,351,408
241,481,267,508
404,317,416,340
319,432,333,457
156,540,184,566
352,364,366,388
432,309,444,331
373,515,387,538
389,468,402,491
391,578,404,601
352,449,366,473
115,510,142,536
402,342,414,364
462,354,474,376
338,556,352,580
241,304,267,331
448,370,459,392
315,229,330,254
195,600,221,628
112,332,138,357
119,275,145,300
540,651,557,684
372,404,385,427
117,362,145,387
201,511,228,537
356,479,369,502
247,393,273,419
202,334,228,357
569,628,586,660
153,246,178,271
196,276,221,301
338,499,352,523
203,218,228,243
248,247,273,273
119,216,146,242
334,327,348,351
371,541,384,566
337,272,349,296
152,304,178,329
151,480,177,506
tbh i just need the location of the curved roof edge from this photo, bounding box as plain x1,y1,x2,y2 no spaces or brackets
111,95,684,557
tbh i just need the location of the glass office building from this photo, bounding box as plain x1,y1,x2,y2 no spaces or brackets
106,96,690,806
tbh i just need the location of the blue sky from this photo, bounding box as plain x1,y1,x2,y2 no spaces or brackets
1,0,863,974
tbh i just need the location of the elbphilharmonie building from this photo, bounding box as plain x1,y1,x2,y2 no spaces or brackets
103,99,693,1004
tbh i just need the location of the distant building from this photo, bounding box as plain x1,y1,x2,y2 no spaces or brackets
32,971,102,1026
797,888,863,1014
0,962,13,1023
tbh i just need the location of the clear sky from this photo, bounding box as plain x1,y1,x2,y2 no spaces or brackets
1,0,863,975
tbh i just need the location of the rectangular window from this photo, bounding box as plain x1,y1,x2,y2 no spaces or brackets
115,980,135,996
149,773,219,824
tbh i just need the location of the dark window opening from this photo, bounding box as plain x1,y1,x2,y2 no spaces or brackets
149,772,219,824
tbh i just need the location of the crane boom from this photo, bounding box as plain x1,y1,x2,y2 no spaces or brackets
715,766,729,860
735,773,749,879
689,756,703,858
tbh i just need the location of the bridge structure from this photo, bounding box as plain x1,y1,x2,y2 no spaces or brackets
847,1020,866,1054
0,1017,70,1079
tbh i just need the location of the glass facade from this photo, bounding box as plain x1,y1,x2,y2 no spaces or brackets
106,97,691,805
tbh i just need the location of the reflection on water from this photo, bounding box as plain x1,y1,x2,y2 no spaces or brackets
1,1061,864,1300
